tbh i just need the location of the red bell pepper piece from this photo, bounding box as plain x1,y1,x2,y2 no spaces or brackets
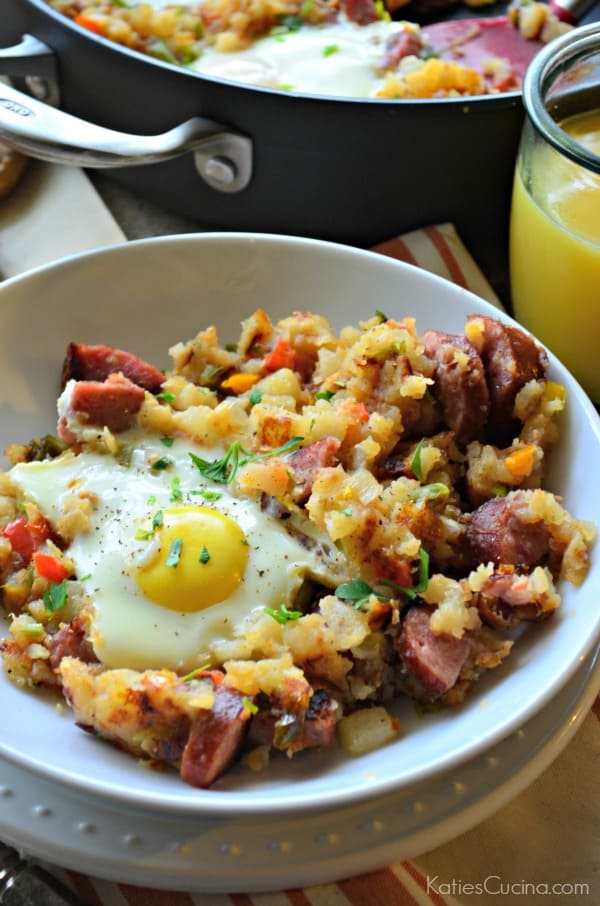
263,337,297,373
1,518,36,561
32,552,70,584
74,14,106,35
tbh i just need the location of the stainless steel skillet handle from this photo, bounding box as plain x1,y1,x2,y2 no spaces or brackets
0,35,252,193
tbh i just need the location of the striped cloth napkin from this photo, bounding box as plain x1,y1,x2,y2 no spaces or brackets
1,166,597,906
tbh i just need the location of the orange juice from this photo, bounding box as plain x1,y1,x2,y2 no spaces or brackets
510,109,600,402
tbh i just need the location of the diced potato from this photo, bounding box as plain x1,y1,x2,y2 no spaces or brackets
337,706,401,756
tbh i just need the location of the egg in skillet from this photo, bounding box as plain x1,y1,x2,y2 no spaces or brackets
8,431,344,673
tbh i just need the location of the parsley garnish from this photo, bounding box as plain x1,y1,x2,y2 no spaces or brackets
334,578,389,609
43,579,68,612
160,436,174,447
156,391,175,404
375,309,388,322
323,44,339,57
265,603,303,624
199,545,210,564
189,436,304,485
166,538,183,567
379,548,430,600
315,389,334,401
336,549,430,606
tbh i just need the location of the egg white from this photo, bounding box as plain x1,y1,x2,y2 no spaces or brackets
193,20,410,97
9,433,345,672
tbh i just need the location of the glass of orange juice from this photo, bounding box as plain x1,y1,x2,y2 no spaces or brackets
510,23,600,403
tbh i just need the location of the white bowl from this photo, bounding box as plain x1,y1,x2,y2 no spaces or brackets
0,233,598,817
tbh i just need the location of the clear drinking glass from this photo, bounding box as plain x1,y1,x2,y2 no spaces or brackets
509,23,600,403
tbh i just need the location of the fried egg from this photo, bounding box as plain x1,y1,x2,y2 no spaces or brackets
9,433,345,672
194,20,408,97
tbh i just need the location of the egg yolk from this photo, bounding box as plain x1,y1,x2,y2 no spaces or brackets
133,506,249,612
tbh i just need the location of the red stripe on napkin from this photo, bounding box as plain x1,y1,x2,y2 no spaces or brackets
423,226,468,289
66,870,104,906
402,861,448,905
369,236,418,266
118,884,195,905
338,866,421,905
285,889,313,905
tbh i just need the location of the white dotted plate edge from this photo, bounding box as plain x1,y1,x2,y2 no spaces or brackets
0,644,598,894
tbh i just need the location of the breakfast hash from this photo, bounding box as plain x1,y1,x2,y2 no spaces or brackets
47,0,570,98
0,309,594,788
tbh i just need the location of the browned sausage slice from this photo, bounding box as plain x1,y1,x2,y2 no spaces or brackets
62,342,164,394
67,373,146,434
396,605,469,700
467,316,548,446
48,613,98,671
465,492,551,569
421,328,490,441
290,437,341,503
180,685,249,788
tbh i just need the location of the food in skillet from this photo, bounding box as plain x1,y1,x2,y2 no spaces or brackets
0,309,594,788
48,0,570,97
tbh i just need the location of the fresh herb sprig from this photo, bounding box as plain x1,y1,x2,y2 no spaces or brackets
189,436,304,485
335,548,430,608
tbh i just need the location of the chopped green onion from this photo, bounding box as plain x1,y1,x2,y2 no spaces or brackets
249,387,263,406
323,44,339,57
315,389,334,401
156,391,175,404
265,603,303,624
199,545,210,565
410,439,425,481
151,456,172,472
192,489,223,501
170,476,183,502
411,483,450,504
160,436,175,447
181,663,211,682
166,538,183,568
20,622,45,639
242,696,259,714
